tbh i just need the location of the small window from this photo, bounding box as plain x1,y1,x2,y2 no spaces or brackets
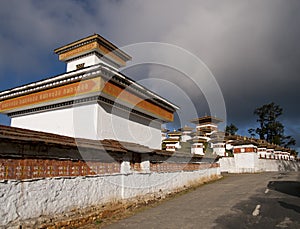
76,63,85,69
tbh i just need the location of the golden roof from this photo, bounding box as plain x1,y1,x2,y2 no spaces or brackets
178,126,193,131
54,34,132,67
190,116,223,124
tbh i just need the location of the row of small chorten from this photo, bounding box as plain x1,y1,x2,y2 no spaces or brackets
161,116,295,160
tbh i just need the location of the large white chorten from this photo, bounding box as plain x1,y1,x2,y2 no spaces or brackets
0,34,179,149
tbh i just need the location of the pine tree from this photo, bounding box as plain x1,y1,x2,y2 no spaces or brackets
253,102,295,147
225,123,238,136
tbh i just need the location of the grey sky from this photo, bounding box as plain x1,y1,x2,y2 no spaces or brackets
0,0,299,150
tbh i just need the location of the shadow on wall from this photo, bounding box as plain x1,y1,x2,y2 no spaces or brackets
278,160,300,172
267,181,300,198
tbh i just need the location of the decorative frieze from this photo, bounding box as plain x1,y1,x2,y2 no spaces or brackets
0,157,219,180
0,158,121,180
150,162,218,173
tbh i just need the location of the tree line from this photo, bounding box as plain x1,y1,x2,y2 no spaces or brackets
225,102,297,154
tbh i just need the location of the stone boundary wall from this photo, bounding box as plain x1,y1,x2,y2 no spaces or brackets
0,125,221,226
219,157,300,173
0,161,220,227
219,157,236,173
257,159,300,172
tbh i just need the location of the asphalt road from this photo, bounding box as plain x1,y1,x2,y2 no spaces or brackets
104,172,300,229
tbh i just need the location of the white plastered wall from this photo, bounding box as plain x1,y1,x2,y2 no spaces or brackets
66,54,118,72
11,104,98,140
181,134,191,142
12,103,162,149
213,147,226,156
219,157,300,173
96,104,162,149
0,167,220,227
234,153,259,173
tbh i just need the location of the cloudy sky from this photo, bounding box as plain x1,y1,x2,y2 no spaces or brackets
0,0,299,151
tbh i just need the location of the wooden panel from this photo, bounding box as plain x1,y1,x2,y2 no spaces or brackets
0,158,121,180
0,78,102,112
150,162,219,172
102,81,174,122
0,77,173,121
58,41,126,66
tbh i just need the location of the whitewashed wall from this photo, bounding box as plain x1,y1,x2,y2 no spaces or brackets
95,104,162,149
219,157,236,173
0,168,220,227
219,157,300,173
181,134,192,142
213,147,226,157
257,159,300,172
67,55,104,72
12,103,163,149
234,153,259,173
11,104,98,140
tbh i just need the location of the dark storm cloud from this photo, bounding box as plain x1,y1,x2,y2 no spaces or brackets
0,0,299,149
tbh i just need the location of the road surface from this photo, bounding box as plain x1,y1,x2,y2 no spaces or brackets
104,172,300,228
